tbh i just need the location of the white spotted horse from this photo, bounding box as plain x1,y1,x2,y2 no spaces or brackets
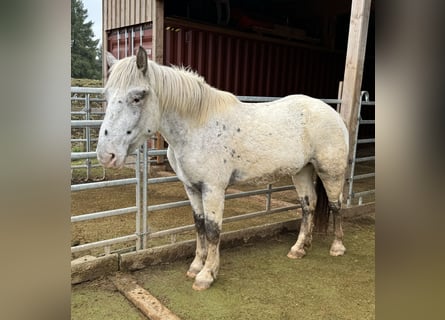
97,47,349,290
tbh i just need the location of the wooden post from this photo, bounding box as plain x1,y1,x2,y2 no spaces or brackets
339,0,371,202
152,0,166,164
102,0,108,83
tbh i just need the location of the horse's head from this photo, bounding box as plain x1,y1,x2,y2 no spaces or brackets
97,47,160,168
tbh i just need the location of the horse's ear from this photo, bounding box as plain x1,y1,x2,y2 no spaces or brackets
106,52,118,67
136,46,148,74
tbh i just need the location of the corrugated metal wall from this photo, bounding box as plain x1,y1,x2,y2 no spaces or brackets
164,18,345,98
107,24,153,59
104,0,152,30
105,16,346,98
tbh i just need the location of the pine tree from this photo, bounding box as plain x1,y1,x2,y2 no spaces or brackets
71,0,102,79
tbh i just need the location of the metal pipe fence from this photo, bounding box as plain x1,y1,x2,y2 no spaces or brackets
71,88,375,256
346,91,375,206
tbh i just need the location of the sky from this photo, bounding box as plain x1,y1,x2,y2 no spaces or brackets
82,0,102,44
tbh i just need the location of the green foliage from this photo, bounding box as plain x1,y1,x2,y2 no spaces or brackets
71,0,102,79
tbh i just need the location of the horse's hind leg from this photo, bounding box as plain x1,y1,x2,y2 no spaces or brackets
318,173,346,256
287,165,316,259
184,186,207,278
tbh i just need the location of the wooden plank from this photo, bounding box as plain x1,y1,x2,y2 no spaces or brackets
153,0,165,164
110,272,182,320
339,0,371,199
152,0,164,63
103,0,109,81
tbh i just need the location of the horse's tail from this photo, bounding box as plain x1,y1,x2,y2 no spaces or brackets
313,176,330,233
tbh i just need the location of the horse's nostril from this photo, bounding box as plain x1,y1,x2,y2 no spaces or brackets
126,130,132,135
104,129,108,136
110,153,115,160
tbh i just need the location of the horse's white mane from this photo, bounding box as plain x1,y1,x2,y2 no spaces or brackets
105,56,240,125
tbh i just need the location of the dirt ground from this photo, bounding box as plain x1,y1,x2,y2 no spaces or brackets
71,215,374,320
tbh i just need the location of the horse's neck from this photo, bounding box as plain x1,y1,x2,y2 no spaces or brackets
149,62,239,126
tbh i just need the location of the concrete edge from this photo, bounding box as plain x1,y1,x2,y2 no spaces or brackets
71,253,119,284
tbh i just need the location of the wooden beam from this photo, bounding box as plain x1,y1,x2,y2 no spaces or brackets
152,0,164,64
110,272,181,320
339,0,371,200
153,0,165,164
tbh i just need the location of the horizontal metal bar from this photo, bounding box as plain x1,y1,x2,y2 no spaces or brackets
361,101,375,106
71,152,97,160
225,185,295,200
222,205,300,224
147,149,168,156
71,120,103,128
71,178,137,192
147,176,180,185
352,190,375,198
147,205,300,239
355,156,375,163
147,200,191,212
71,206,138,223
71,234,138,253
320,98,342,104
357,138,375,144
71,164,103,170
353,173,375,180
146,185,296,212
359,120,375,125
71,87,104,94
147,224,195,238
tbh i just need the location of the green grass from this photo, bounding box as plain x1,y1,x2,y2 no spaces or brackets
71,217,374,320
136,218,374,320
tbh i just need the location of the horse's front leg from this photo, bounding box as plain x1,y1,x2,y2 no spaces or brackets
192,186,225,291
184,186,207,278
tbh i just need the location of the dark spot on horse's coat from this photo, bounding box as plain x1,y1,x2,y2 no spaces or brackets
205,220,220,243
216,121,219,126
229,169,243,185
223,159,227,164
191,181,203,193
217,133,222,137
328,200,341,213
299,197,310,217
237,128,241,132
118,100,122,104
148,129,152,134
126,130,132,135
230,149,236,157
193,211,205,235
222,124,226,130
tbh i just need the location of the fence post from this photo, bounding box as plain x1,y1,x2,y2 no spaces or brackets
339,0,371,203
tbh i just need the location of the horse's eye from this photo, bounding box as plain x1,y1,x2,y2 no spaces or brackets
134,98,140,103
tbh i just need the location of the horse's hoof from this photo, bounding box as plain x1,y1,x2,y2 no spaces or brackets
287,249,306,259
329,242,346,256
186,270,197,279
192,279,212,291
